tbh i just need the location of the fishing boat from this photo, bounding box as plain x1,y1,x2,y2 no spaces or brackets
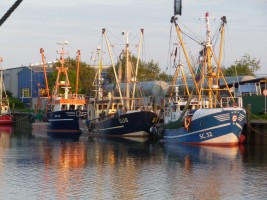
81,29,158,138
41,42,87,139
162,4,247,145
0,60,13,126
0,1,24,126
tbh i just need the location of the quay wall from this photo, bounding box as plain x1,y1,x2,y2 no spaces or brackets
244,120,267,145
12,112,33,138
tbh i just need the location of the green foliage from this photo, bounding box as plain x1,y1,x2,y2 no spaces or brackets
158,71,173,82
47,58,96,96
106,55,172,82
252,114,267,120
79,62,95,95
222,54,261,76
164,120,183,129
9,97,25,109
5,90,13,98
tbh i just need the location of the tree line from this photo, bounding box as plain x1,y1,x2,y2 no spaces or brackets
46,53,261,97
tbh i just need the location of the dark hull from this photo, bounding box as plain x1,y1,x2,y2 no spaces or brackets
88,111,158,138
47,109,87,139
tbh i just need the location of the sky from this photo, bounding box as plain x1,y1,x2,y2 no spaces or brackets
0,0,266,75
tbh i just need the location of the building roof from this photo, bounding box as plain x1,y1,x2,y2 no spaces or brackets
237,84,259,93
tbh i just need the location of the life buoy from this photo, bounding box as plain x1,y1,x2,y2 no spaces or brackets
184,116,191,131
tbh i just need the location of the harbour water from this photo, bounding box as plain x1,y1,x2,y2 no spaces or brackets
0,126,266,200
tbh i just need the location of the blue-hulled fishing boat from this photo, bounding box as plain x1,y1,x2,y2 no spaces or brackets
41,43,87,139
162,3,247,145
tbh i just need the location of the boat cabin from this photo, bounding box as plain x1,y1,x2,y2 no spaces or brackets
48,93,86,112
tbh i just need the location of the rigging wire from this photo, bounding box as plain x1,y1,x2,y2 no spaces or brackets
225,23,241,95
101,29,147,106
141,34,146,65
178,19,202,45
165,23,174,74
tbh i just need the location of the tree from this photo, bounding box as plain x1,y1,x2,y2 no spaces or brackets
105,55,172,82
222,54,261,76
6,90,25,109
47,58,96,96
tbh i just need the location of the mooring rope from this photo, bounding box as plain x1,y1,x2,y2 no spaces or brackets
242,108,267,136
13,113,33,123
247,125,267,137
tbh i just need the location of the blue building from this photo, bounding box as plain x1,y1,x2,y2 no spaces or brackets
4,63,54,109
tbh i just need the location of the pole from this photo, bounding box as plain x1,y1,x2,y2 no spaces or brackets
265,82,266,114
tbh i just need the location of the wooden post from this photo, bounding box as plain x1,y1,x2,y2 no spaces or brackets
247,104,251,144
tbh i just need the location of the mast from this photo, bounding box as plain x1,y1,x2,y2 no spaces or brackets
40,48,50,99
131,29,144,110
54,41,70,97
205,12,214,108
96,46,102,101
218,16,226,69
102,28,124,106
213,16,226,104
124,31,131,109
203,12,232,108
171,17,200,96
75,50,81,99
169,44,190,97
216,16,236,101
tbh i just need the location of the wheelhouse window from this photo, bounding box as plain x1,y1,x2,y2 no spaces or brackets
20,88,31,98
70,105,75,110
61,104,67,110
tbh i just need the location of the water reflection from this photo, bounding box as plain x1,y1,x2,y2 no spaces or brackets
35,139,87,199
39,141,87,169
0,126,12,147
0,126,12,180
84,138,163,199
1,130,267,199
162,143,245,199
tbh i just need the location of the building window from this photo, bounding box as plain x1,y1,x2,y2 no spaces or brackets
20,88,31,98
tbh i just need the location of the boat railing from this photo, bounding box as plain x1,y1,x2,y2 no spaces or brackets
220,97,243,108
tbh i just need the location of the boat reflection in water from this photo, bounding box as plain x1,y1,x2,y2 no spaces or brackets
2,131,265,199
38,140,87,200
36,137,162,199
0,126,12,175
162,143,244,199
163,143,242,161
0,126,12,148
40,140,87,168
0,125,12,134
32,127,82,141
